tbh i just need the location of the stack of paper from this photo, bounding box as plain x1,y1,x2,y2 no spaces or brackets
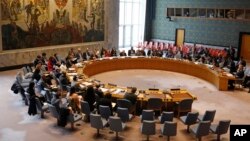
100,88,109,93
67,73,78,76
82,82,93,86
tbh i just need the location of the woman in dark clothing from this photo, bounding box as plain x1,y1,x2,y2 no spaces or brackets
27,81,37,115
27,81,45,104
32,65,41,82
84,85,96,111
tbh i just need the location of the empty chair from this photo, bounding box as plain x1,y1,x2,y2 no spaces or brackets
147,98,163,113
190,121,211,141
41,89,52,104
158,111,174,124
109,116,126,139
116,99,136,114
26,65,33,72
22,67,28,75
16,72,30,88
67,113,82,129
24,92,31,106
117,107,133,122
175,99,193,118
81,101,91,122
99,105,112,120
140,110,154,122
48,104,60,121
22,66,33,79
48,104,81,129
210,120,231,141
180,112,199,132
141,120,156,141
161,121,177,141
198,110,216,122
90,113,108,136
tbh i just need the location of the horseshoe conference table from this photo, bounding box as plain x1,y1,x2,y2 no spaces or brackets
82,57,235,91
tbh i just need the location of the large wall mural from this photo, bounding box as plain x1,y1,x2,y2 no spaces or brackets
1,0,105,50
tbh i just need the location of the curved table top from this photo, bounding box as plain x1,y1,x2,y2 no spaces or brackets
81,57,234,91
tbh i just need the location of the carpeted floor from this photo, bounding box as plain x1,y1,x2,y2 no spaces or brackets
1,69,250,141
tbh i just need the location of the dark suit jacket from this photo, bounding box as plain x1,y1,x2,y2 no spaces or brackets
124,92,137,105
84,92,96,111
128,49,135,56
59,75,70,86
229,61,236,73
76,52,83,60
120,52,127,56
32,69,41,81
82,51,91,60
95,89,104,98
97,98,113,115
236,70,244,78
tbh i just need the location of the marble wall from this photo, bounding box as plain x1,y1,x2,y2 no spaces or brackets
0,0,119,68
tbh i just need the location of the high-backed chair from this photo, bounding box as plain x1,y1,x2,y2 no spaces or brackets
90,113,108,136
147,98,163,113
140,110,154,122
67,112,82,129
48,104,59,119
198,110,216,122
210,120,231,141
175,99,193,118
158,111,174,124
190,121,211,141
180,112,199,132
22,67,28,75
35,98,48,118
24,92,31,106
26,65,33,72
116,99,136,114
48,104,82,129
117,107,133,122
99,105,112,120
16,72,30,88
141,120,156,141
81,101,91,122
161,121,177,141
41,89,52,104
109,116,126,139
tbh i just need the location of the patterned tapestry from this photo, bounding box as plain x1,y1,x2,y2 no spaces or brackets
1,0,105,50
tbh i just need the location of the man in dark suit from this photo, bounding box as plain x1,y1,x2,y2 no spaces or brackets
228,57,236,74
128,47,136,56
82,48,91,60
124,87,137,105
59,71,70,90
97,92,113,115
75,48,83,60
94,84,104,98
119,50,127,56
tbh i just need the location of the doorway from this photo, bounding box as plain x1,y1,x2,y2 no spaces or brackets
239,32,250,61
175,29,185,47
